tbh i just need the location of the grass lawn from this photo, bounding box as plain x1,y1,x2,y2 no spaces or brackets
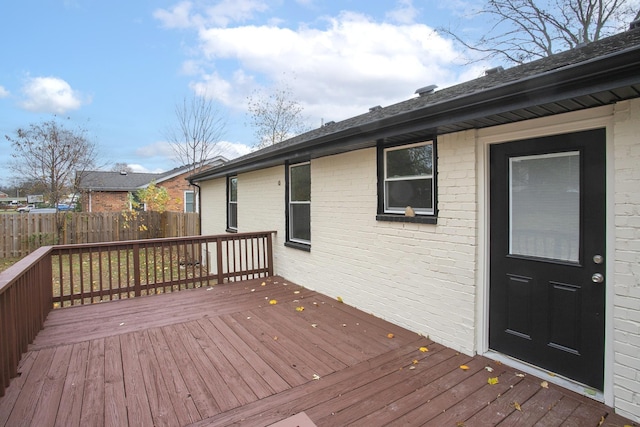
0,257,22,273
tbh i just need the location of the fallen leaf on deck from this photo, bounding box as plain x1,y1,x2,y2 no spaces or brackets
412,359,419,364
261,282,266,286
419,347,429,352
387,333,395,339
273,336,278,340
540,381,549,389
207,287,214,291
311,323,318,328
269,299,278,305
296,306,305,312
336,296,344,303
515,373,525,378
312,374,320,380
456,422,465,427
460,365,470,370
251,289,255,292
409,366,416,370
342,324,347,327
294,290,300,294
488,377,499,385
485,366,494,372
119,322,125,326
513,402,522,411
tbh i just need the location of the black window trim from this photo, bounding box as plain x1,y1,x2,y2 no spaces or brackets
226,175,238,233
285,160,311,251
376,138,438,224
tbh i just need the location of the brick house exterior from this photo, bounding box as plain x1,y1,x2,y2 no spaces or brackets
189,28,640,421
78,157,226,213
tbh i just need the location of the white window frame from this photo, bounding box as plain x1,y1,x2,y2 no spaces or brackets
184,190,196,213
383,140,435,215
288,162,311,245
228,176,238,231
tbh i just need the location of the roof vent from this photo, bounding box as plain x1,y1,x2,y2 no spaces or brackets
120,170,128,175
485,66,504,75
324,121,335,127
630,18,640,30
414,85,437,97
369,105,382,112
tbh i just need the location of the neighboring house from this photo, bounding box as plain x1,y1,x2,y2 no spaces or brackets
78,157,226,213
190,26,640,421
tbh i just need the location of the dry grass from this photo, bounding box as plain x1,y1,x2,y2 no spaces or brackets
52,246,211,307
0,257,22,273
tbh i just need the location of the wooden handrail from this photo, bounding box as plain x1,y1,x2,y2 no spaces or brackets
0,231,276,397
0,246,53,398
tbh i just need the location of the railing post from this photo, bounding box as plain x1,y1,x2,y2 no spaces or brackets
133,243,141,297
216,237,224,284
267,232,274,276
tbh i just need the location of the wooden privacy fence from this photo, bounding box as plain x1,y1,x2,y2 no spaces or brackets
0,211,200,258
0,231,275,397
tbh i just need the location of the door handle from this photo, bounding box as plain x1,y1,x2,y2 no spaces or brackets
592,273,604,283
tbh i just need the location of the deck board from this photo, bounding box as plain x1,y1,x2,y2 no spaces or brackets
0,276,634,427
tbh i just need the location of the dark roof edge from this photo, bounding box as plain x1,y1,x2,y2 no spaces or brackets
190,40,640,182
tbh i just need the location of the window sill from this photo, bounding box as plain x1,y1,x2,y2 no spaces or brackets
376,214,437,225
285,241,311,252
226,228,238,233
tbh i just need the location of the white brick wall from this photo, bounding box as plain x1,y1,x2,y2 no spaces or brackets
613,98,640,420
199,135,479,355
196,103,640,421
199,177,227,235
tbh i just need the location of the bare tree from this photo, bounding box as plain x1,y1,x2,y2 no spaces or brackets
246,79,309,149
6,117,98,240
111,162,134,173
441,0,639,64
164,94,227,213
165,94,226,174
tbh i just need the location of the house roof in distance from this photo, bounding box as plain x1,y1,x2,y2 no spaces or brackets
79,156,227,191
191,25,640,182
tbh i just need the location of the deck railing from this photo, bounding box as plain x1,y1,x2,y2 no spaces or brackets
0,231,275,397
0,247,53,398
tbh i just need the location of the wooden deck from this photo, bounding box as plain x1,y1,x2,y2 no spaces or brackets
0,276,634,426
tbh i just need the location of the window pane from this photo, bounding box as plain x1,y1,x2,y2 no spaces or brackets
387,144,433,178
510,152,580,262
228,202,237,229
185,192,194,212
385,179,433,211
290,203,310,241
229,177,237,202
291,164,310,201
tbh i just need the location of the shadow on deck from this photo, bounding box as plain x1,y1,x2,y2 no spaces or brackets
0,276,634,426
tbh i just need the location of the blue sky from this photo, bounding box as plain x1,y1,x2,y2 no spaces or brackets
0,0,490,187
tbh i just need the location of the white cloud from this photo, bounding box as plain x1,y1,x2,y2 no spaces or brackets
189,10,462,121
127,163,166,174
134,139,249,172
19,76,87,114
216,140,252,159
154,1,198,29
135,141,177,160
386,0,420,24
0,86,9,98
154,0,269,29
157,3,474,129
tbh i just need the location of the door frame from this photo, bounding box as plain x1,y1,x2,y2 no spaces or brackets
476,106,615,405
